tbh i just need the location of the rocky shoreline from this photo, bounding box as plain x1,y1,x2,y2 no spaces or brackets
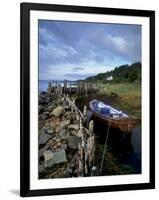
38,91,95,179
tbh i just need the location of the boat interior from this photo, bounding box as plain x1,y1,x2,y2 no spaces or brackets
91,100,128,118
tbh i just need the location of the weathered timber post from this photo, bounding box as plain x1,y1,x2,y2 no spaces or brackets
47,81,52,94
78,141,84,177
67,95,71,107
54,81,57,96
71,97,75,112
87,134,95,168
68,82,71,95
63,80,67,94
77,81,80,95
84,140,88,176
87,120,95,170
83,105,87,120
85,82,88,97
57,83,62,96
79,117,84,148
89,120,94,134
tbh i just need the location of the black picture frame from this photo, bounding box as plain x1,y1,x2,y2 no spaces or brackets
20,2,155,197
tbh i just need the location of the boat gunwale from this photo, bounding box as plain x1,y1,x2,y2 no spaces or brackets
92,110,135,122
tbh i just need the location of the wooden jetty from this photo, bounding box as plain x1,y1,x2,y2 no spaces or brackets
47,80,98,96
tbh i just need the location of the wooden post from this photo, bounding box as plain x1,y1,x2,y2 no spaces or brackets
83,105,87,120
87,135,95,168
70,98,74,112
72,97,75,105
47,81,52,94
57,83,62,96
79,117,83,129
64,80,67,94
89,120,94,134
78,141,84,177
84,145,88,175
67,95,71,106
79,117,85,148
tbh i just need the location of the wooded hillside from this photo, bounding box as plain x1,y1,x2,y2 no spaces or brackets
85,62,141,83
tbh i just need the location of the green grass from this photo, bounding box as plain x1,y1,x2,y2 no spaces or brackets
97,82,141,97
96,82,141,127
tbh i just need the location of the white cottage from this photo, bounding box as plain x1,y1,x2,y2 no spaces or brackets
106,76,113,81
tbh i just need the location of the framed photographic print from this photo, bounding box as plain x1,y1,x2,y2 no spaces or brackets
20,2,155,197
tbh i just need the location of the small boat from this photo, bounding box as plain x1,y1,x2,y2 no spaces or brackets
89,99,136,133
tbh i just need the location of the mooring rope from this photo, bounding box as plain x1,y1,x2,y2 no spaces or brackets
99,118,111,174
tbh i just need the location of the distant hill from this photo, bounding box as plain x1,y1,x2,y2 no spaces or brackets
85,62,141,83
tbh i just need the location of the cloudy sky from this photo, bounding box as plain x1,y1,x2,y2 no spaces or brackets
39,20,141,81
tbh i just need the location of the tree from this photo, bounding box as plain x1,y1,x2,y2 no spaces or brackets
129,69,138,82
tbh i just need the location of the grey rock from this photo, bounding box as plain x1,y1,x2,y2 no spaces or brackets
39,128,46,136
68,124,80,130
46,128,54,135
63,111,75,120
39,143,49,158
61,144,67,150
44,111,49,115
39,96,45,104
56,99,63,105
46,104,55,112
60,120,70,128
43,149,67,168
68,136,80,150
61,97,65,102
39,163,45,173
39,114,48,120
63,105,71,111
38,121,45,130
39,132,52,145
45,96,51,104
39,111,50,120
50,106,65,117
71,129,82,138
59,129,70,140
63,100,68,106
55,126,60,133
39,105,44,114
59,128,66,137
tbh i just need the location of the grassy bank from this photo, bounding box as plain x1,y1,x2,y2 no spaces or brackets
98,82,141,127
97,82,141,96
